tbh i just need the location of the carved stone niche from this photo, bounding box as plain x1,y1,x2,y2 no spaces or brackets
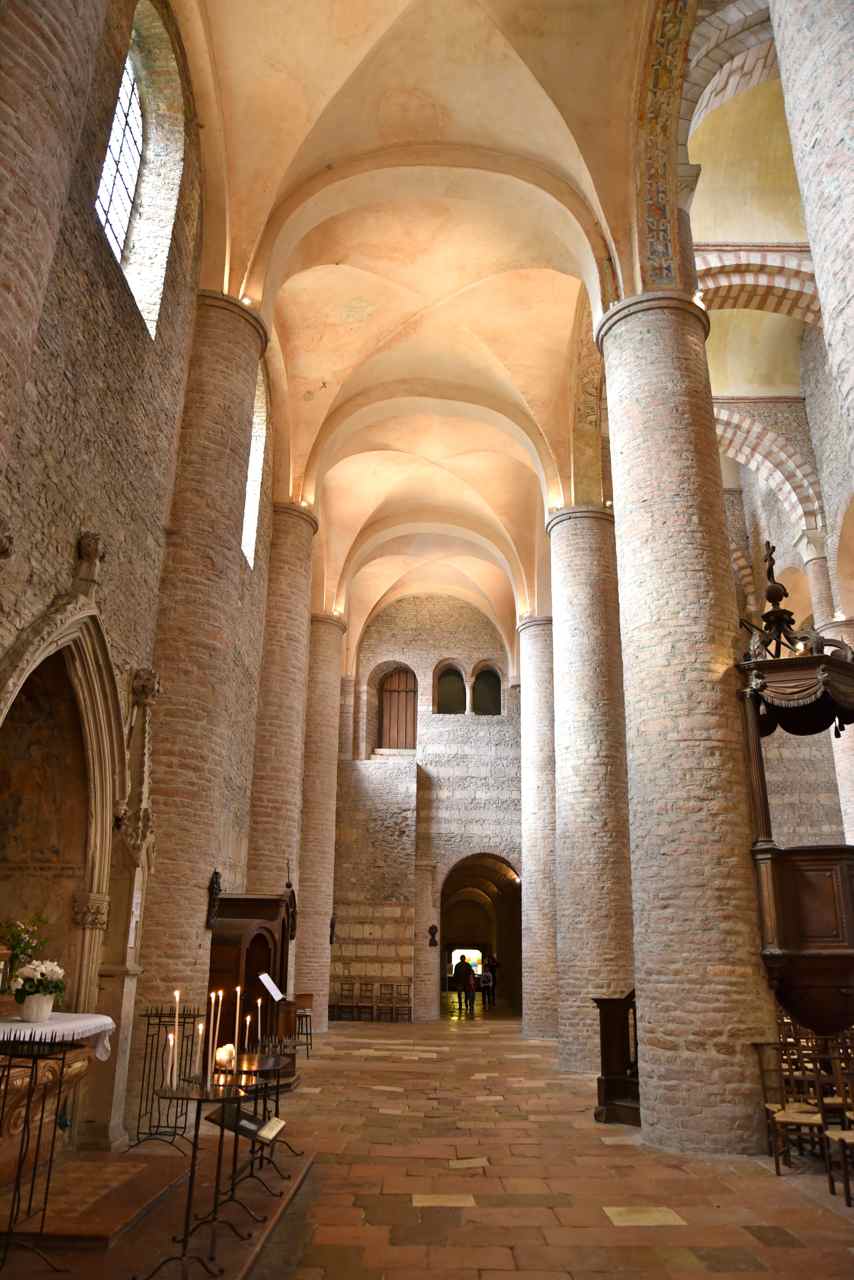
740,653,854,1033
72,892,110,931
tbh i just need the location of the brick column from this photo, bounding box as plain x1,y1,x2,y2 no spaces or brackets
517,617,558,1039
770,0,854,433
596,291,776,1153
142,293,267,1014
339,675,355,760
414,859,440,1022
0,0,108,508
294,613,346,1032
547,508,633,1072
247,503,317,895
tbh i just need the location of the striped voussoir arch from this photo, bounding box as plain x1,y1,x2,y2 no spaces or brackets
714,405,823,533
696,246,820,324
730,543,758,615
678,3,772,188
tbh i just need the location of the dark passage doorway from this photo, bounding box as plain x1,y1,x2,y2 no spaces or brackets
440,854,522,1018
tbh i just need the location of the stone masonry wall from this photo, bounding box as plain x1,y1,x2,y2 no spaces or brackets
802,325,853,607
0,0,201,690
338,595,522,1015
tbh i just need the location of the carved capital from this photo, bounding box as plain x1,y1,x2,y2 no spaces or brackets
132,668,160,707
72,892,110,931
794,528,827,566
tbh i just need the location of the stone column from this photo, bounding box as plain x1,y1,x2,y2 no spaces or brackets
795,530,834,629
141,293,267,1015
547,508,633,1072
247,503,318,895
770,0,854,433
516,617,558,1039
596,292,776,1151
294,613,346,1031
0,0,109,506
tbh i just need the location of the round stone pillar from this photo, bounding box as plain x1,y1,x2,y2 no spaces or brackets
517,617,558,1039
247,503,318,895
596,291,776,1153
547,508,633,1072
413,860,440,1022
294,612,347,1032
142,293,267,1014
770,0,854,432
0,0,108,490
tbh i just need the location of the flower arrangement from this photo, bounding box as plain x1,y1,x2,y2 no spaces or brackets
0,915,48,977
12,960,65,1005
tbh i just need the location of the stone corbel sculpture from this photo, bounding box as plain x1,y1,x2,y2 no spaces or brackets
75,530,106,595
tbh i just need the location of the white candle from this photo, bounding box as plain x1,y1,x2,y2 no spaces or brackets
172,990,180,1087
256,997,262,1045
165,1032,174,1091
192,1020,204,1078
213,990,223,1058
244,1013,251,1052
233,986,241,1067
207,991,216,1081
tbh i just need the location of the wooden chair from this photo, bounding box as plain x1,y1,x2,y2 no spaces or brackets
356,981,374,1021
826,1064,854,1206
766,1039,834,1191
294,992,313,1057
328,980,339,1023
375,983,395,1022
393,981,412,1023
337,979,355,1021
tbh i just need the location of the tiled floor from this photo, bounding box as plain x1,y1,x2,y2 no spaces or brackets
253,1014,854,1279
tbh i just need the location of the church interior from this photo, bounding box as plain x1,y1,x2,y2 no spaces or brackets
1,0,854,1275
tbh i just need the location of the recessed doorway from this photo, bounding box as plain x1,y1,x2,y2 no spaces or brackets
440,854,522,1019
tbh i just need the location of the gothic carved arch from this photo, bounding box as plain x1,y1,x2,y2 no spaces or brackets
0,593,129,1011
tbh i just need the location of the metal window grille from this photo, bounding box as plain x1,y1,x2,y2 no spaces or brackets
95,57,143,262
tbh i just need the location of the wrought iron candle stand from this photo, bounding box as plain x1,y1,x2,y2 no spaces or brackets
0,1030,75,1274
132,1005,204,1151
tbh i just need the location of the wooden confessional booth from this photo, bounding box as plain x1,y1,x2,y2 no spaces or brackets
206,873,298,1045
739,549,854,1034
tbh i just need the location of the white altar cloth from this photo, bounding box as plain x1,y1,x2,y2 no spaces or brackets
0,1013,115,1061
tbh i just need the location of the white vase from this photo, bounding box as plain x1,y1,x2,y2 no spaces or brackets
20,994,54,1023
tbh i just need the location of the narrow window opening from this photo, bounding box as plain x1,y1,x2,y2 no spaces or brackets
242,368,267,567
95,56,143,263
437,668,466,715
473,668,501,716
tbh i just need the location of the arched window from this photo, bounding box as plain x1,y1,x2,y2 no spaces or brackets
472,667,502,716
436,666,466,715
379,667,417,749
241,367,267,567
95,3,185,336
95,56,143,262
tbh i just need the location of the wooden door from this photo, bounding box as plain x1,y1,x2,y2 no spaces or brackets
380,667,417,748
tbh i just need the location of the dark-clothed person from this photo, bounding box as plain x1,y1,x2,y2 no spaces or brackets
452,956,474,1011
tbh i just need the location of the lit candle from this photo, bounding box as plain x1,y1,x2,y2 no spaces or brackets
173,990,180,1087
165,1032,174,1091
213,990,223,1059
256,996,262,1045
207,991,216,1081
244,1013,251,1053
192,1020,204,1078
233,986,241,1067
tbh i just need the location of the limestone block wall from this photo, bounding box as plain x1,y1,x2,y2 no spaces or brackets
0,0,201,687
339,595,521,1018
333,756,417,988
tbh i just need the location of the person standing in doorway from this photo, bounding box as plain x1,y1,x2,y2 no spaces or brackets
480,963,493,1010
452,955,473,1012
465,963,476,1014
486,955,498,1006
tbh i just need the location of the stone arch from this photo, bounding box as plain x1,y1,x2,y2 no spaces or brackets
357,659,418,758
470,659,504,716
715,406,823,534
678,6,774,191
433,660,467,715
696,248,819,324
0,596,128,1009
121,0,187,336
730,545,759,615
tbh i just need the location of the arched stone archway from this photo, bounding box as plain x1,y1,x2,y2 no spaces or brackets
438,854,522,1019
